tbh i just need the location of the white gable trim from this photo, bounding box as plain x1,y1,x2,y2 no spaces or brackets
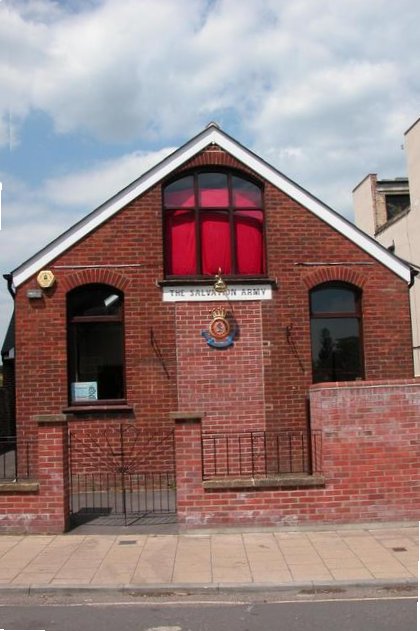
12,125,411,286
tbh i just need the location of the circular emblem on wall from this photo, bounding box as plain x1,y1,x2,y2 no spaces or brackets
201,307,236,348
209,309,231,340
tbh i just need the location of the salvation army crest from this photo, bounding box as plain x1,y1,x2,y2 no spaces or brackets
201,306,236,348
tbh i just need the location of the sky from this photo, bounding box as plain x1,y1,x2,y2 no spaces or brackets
1,0,420,352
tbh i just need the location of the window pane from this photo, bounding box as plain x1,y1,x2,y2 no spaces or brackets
69,286,122,318
201,211,231,275
198,173,228,207
385,194,410,222
235,210,264,274
311,286,358,314
163,171,266,278
232,176,262,208
71,322,124,400
165,209,196,275
164,176,195,208
311,318,362,382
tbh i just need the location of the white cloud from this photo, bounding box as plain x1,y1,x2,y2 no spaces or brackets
1,145,175,259
3,0,420,149
1,0,420,347
0,145,174,347
42,147,174,207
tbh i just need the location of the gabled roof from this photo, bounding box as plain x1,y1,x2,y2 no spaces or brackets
10,123,411,286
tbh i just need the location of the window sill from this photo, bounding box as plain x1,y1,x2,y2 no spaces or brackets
63,403,134,414
202,473,325,490
158,277,278,288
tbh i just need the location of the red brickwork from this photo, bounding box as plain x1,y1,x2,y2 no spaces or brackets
0,416,69,534
68,423,175,474
175,301,265,433
9,145,416,527
174,380,420,527
14,146,413,452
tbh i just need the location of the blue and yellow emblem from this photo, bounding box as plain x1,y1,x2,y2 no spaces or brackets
202,307,235,348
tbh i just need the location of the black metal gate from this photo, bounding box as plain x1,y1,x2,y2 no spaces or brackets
69,424,176,526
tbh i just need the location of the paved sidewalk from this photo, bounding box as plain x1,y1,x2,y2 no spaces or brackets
0,523,417,594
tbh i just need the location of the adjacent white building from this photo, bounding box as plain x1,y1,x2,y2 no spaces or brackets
353,117,420,375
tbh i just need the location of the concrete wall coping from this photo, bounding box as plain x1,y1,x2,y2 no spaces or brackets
170,412,205,422
310,378,420,393
34,414,69,425
0,481,39,493
203,474,325,490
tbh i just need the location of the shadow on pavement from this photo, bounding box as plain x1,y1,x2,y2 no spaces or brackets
68,510,179,535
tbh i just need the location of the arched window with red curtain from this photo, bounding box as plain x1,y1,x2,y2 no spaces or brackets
164,171,265,277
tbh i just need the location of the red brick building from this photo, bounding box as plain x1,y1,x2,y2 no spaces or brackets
1,124,419,532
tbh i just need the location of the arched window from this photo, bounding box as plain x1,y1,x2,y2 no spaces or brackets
310,283,363,383
163,171,265,276
67,284,125,403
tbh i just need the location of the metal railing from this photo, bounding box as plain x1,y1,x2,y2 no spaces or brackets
0,436,33,480
70,472,176,518
68,424,177,524
202,430,322,480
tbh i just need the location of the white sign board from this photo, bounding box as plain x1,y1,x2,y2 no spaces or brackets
162,284,272,302
71,381,98,401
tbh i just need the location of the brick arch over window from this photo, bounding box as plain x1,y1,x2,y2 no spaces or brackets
62,269,131,294
302,267,367,291
176,145,262,178
309,280,364,383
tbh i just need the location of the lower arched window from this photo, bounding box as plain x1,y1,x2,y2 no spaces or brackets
67,284,125,403
310,282,363,383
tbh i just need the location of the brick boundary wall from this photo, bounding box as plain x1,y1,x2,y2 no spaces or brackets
174,379,420,528
0,379,418,533
0,415,69,534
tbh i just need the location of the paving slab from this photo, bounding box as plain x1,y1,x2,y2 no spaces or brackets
243,533,291,583
131,534,177,584
0,522,415,593
172,535,212,584
211,534,253,584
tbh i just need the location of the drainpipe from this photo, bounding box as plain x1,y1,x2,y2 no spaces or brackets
3,273,15,299
409,267,418,289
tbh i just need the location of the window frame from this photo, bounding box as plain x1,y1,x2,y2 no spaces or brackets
384,192,410,223
309,282,364,384
67,284,126,407
163,168,266,279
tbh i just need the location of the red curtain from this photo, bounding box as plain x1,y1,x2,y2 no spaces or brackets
233,189,261,208
201,212,231,274
165,190,264,276
235,210,264,274
199,187,229,207
164,189,195,208
165,210,196,275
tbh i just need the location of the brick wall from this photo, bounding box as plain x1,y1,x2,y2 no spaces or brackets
0,416,69,534
68,422,175,474
175,300,265,433
174,379,420,527
1,379,418,533
13,146,414,478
